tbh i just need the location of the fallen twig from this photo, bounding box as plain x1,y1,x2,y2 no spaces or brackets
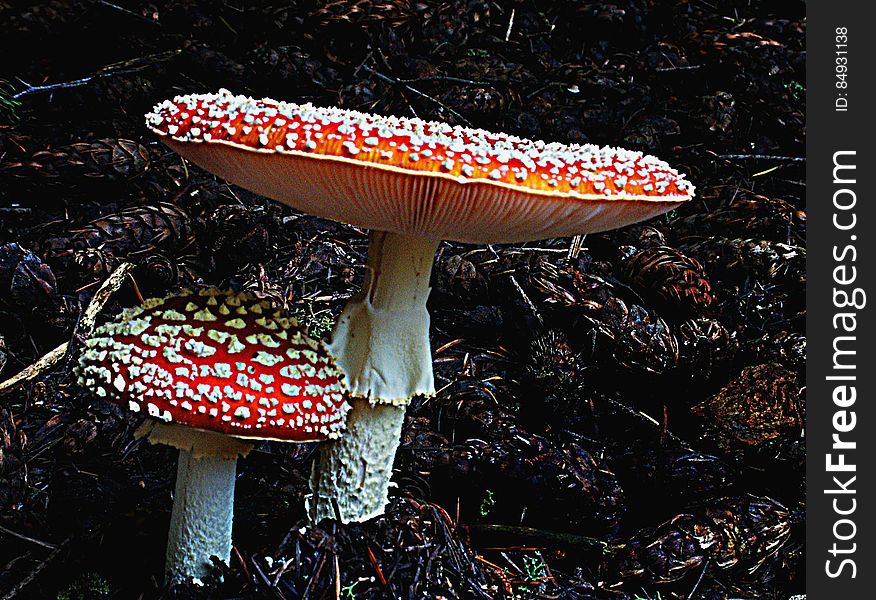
505,8,516,41
0,262,134,395
0,524,58,550
12,50,180,100
656,64,702,72
361,65,473,126
717,154,805,162
0,537,69,600
468,524,608,554
76,263,136,333
604,397,691,449
95,0,161,26
0,346,69,397
567,235,586,260
487,245,543,326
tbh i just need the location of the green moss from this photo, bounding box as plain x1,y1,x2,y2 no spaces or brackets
56,572,110,600
0,80,21,125
785,80,804,101
478,489,496,517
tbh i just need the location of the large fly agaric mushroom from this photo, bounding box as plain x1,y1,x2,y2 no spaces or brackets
76,287,349,582
145,89,695,524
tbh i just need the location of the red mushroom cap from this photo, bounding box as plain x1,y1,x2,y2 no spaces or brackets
76,288,350,441
146,90,694,243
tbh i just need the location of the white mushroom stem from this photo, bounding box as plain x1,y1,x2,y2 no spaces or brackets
310,231,439,523
141,423,251,583
165,449,236,583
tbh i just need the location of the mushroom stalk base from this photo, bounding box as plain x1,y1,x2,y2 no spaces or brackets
161,429,242,584
309,399,406,524
311,231,439,524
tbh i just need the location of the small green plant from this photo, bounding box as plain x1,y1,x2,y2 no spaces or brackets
662,209,679,224
521,553,548,583
720,13,744,26
506,552,550,597
341,576,372,598
478,489,496,517
785,80,804,101
0,80,21,125
56,572,110,600
290,301,336,339
634,592,663,600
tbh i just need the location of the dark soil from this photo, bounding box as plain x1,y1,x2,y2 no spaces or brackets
0,1,804,599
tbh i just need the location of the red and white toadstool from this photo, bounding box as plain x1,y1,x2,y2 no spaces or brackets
76,287,348,583
145,89,695,524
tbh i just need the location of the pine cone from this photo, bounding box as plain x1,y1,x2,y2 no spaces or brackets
269,498,488,598
206,203,281,272
1,139,150,184
439,85,508,115
532,268,679,376
682,237,804,286
95,74,158,112
608,495,792,584
701,91,736,133
0,1,88,40
611,303,679,375
675,193,804,242
738,331,805,375
308,0,415,27
528,257,582,307
0,242,59,310
613,449,736,503
72,248,119,281
615,224,666,249
408,390,624,529
681,238,805,330
692,364,803,450
520,328,590,427
416,0,489,60
453,431,624,529
436,253,488,303
528,329,582,387
36,203,196,268
677,318,738,383
622,245,713,317
0,242,73,328
178,43,246,89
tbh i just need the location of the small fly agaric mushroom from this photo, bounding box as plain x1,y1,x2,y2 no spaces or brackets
145,90,695,524
76,287,348,583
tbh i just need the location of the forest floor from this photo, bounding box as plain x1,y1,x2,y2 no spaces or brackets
0,1,804,598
